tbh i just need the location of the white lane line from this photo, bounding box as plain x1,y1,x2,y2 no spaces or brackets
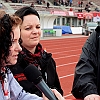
52,49,81,54
64,93,73,98
41,40,86,47
59,74,74,79
57,62,77,68
54,54,80,59
47,45,82,51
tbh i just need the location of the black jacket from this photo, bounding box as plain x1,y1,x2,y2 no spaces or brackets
10,47,63,97
71,26,100,98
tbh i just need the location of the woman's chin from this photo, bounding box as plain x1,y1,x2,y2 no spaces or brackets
7,61,17,66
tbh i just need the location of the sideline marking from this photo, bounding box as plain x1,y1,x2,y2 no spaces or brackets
55,54,80,59
57,62,77,68
53,49,81,54
59,74,74,79
47,45,83,51
64,93,73,98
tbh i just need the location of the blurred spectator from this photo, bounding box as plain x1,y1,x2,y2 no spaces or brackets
95,7,100,12
85,3,91,12
54,1,57,5
78,1,81,7
61,0,64,6
31,2,34,8
69,0,72,7
65,1,68,6
58,0,61,5
67,0,70,6
12,0,18,3
0,3,3,8
80,0,83,7
78,0,83,7
43,0,45,4
18,0,23,3
89,1,92,5
63,0,65,5
37,0,42,4
70,7,73,11
54,0,59,6
47,2,50,8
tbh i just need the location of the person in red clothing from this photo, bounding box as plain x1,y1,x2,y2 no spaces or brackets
78,1,81,7
80,0,83,7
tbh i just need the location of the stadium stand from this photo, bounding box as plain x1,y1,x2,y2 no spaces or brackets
1,0,100,99
1,0,100,35
1,0,100,13
8,3,29,10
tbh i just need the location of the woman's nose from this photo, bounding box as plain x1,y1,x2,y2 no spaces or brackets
32,28,38,34
17,43,22,52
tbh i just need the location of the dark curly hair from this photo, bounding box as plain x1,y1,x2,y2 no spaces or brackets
0,14,22,68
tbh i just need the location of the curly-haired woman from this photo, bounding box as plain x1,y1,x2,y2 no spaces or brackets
0,10,44,100
0,10,65,100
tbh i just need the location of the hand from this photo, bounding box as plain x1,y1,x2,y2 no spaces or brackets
43,89,65,100
84,94,100,100
52,89,65,100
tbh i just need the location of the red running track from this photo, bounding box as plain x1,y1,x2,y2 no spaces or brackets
40,36,88,99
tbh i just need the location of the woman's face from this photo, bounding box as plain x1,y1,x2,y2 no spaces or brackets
20,14,41,49
7,26,22,65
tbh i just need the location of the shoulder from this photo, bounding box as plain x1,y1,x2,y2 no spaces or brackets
85,26,99,45
95,26,100,33
40,51,56,66
42,50,52,59
17,52,28,67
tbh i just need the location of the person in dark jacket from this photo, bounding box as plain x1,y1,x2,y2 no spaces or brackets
10,6,63,97
0,10,44,100
71,26,100,100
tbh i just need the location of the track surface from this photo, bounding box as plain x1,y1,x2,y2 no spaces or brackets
40,35,88,99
